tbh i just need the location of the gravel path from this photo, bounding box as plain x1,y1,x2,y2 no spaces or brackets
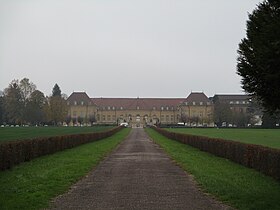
49,128,232,210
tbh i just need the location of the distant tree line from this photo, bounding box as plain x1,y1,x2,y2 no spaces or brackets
0,78,68,126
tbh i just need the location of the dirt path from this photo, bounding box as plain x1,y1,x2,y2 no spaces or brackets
49,128,232,210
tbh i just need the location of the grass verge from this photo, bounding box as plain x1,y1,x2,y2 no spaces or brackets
0,126,113,142
0,128,131,210
166,128,280,149
146,128,280,210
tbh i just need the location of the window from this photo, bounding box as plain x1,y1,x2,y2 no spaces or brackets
81,101,84,106
107,115,111,121
120,107,123,110
137,106,139,110
74,101,77,105
236,101,240,104
166,106,169,110
185,102,188,105
242,101,246,104
200,102,203,105
161,106,164,110
166,115,169,121
73,111,77,117
108,106,110,110
207,102,211,105
67,102,70,105
193,102,196,105
102,115,105,121
153,106,156,110
112,115,116,121
112,106,115,110
230,101,233,104
97,114,100,121
171,115,174,121
161,115,164,121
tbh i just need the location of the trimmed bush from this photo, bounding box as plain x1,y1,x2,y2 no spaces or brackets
152,127,280,180
0,127,123,171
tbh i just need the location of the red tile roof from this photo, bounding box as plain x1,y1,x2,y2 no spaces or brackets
67,92,213,109
92,98,184,110
184,92,211,103
214,94,251,101
67,92,91,105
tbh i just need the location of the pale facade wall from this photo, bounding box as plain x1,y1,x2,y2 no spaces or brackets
180,104,214,126
68,105,97,122
67,102,214,126
95,109,180,125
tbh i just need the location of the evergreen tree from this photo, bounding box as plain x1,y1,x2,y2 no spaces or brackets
48,84,68,125
52,84,62,97
237,0,280,114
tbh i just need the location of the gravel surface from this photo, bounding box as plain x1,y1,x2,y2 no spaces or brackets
49,128,232,210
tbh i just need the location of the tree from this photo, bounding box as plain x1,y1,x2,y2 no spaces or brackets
24,90,46,125
180,113,187,125
89,115,96,125
48,84,68,125
237,0,280,114
0,94,5,124
213,102,232,127
19,78,36,106
52,84,61,97
4,81,24,124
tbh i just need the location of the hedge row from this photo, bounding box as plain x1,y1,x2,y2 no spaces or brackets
152,127,280,180
0,126,123,171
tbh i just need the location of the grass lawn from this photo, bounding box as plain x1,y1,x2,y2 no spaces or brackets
146,128,280,210
0,128,131,210
166,128,280,149
0,126,113,142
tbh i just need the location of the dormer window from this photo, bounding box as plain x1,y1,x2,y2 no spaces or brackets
185,102,188,105
137,106,140,110
120,107,123,110
153,106,156,110
166,106,169,110
74,101,77,105
112,106,115,110
161,106,164,110
108,106,110,110
193,102,196,105
199,102,203,105
81,101,84,106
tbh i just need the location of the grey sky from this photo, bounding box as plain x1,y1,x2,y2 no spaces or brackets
0,0,261,98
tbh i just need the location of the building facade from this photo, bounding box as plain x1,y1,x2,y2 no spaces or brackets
212,94,262,126
67,92,214,127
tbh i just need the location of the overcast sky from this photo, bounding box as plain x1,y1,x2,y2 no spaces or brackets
0,0,261,98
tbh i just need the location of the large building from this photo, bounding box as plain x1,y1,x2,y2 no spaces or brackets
67,92,214,127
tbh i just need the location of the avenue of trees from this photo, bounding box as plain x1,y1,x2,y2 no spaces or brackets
0,78,68,126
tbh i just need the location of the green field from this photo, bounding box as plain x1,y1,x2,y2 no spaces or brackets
0,128,131,210
0,126,113,142
146,128,280,210
166,128,280,149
